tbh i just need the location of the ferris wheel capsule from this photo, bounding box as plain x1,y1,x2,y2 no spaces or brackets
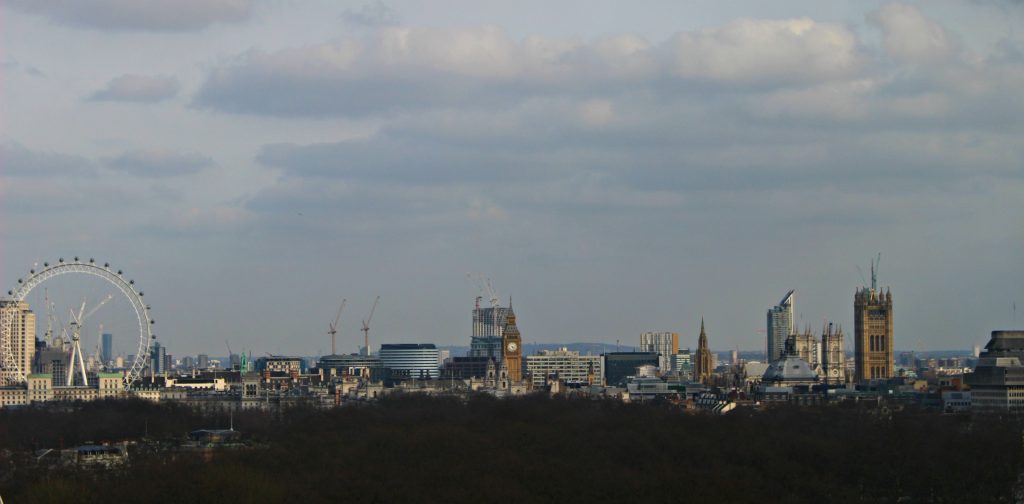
59,258,64,263
30,269,34,274
104,263,109,268
89,258,95,263
73,256,79,262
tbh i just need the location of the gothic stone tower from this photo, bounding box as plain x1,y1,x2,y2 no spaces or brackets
502,303,523,382
821,322,846,385
694,319,713,384
854,287,893,382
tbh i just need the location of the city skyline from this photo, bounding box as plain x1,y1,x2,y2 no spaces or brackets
3,1,1023,355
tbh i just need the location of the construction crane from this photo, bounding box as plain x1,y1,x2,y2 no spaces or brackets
361,296,380,356
870,253,881,291
466,273,499,308
328,298,346,356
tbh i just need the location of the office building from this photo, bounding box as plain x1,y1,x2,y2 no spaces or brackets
1,300,36,383
197,354,209,369
965,331,1024,412
694,319,714,384
766,290,795,363
443,356,492,379
380,344,440,380
256,356,303,374
671,349,692,374
854,283,894,382
640,331,679,371
470,303,508,360
318,353,384,380
101,333,113,365
604,352,659,386
149,341,166,376
525,348,602,387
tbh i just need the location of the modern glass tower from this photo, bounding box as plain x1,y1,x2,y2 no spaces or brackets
101,333,113,364
766,290,795,363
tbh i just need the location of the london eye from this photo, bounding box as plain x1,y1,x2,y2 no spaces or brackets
0,258,154,388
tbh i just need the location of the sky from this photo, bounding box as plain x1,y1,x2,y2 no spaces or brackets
2,0,1022,357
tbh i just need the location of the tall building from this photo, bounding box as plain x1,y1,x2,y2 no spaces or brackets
854,283,894,382
379,344,440,380
501,304,523,382
820,322,846,385
694,319,714,384
525,348,602,387
1,300,37,383
766,290,795,363
197,354,209,369
469,302,508,360
640,331,679,371
149,341,166,376
101,333,113,364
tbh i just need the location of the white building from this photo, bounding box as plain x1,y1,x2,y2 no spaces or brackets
1,300,36,383
640,331,679,371
525,348,602,387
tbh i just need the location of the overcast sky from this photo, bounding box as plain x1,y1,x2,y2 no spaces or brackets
2,0,1022,356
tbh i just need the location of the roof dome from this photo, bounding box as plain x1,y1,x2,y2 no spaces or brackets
762,354,819,384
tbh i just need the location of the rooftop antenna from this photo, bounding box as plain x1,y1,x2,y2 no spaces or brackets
328,299,347,356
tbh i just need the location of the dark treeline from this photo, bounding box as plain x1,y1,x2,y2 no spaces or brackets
1,396,1021,503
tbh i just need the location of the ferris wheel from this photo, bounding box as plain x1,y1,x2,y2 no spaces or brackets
0,257,155,388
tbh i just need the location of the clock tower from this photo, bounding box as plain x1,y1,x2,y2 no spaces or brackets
502,301,523,382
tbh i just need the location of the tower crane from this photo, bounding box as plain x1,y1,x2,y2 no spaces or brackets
65,295,111,387
361,296,380,356
328,298,346,356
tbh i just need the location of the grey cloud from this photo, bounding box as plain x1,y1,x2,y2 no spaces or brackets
89,75,180,102
194,20,861,118
105,149,214,177
0,142,96,177
8,0,253,32
343,1,399,28
2,60,46,78
868,4,954,64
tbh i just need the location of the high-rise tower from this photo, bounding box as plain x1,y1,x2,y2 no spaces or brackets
470,298,508,360
766,290,795,363
501,303,522,382
854,257,893,382
1,300,36,384
694,319,713,384
640,331,679,371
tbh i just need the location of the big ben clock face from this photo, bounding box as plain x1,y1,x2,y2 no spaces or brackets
507,342,518,352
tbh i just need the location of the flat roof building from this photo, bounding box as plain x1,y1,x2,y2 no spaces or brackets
525,348,602,387
380,344,440,380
